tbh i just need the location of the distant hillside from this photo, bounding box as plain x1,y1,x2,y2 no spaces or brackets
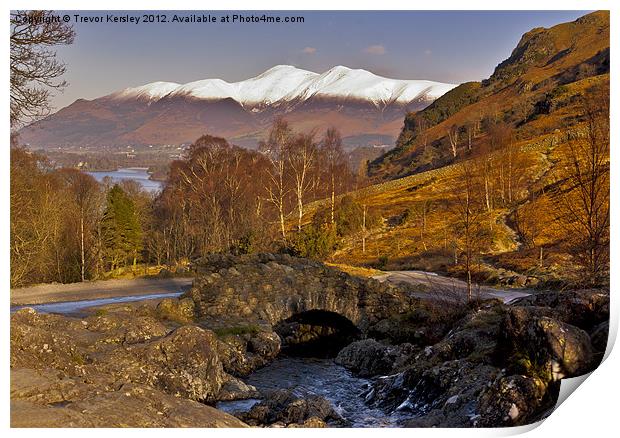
368,11,609,180
18,65,456,150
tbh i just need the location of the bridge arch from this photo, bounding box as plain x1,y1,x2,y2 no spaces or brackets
274,309,361,357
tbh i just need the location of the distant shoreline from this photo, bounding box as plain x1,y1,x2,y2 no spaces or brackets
86,167,166,183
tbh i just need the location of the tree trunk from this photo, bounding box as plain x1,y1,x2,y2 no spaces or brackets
80,213,85,282
279,205,286,240
539,246,544,268
330,174,335,224
362,205,366,253
466,268,472,302
297,195,303,232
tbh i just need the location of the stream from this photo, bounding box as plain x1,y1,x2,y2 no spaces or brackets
12,293,409,427
216,356,409,427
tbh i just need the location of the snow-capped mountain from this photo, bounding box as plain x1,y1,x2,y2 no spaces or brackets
19,65,457,149
110,65,456,109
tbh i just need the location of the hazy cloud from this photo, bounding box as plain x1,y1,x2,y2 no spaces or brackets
424,49,432,55
364,44,386,55
302,47,317,54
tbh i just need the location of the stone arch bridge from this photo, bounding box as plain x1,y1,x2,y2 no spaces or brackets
183,254,413,333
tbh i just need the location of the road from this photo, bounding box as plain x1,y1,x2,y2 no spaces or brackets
373,270,531,303
10,269,529,311
10,277,194,306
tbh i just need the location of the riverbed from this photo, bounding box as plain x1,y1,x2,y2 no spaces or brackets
216,356,409,427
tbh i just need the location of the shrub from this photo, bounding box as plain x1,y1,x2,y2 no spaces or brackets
376,255,389,270
291,223,338,259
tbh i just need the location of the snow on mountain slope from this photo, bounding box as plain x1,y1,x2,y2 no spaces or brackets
111,81,181,101
109,65,457,108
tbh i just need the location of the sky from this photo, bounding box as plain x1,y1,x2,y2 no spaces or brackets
49,10,589,109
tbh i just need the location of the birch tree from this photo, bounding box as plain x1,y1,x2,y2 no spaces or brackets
289,132,317,232
447,125,459,158
320,128,347,224
260,118,293,240
451,162,485,301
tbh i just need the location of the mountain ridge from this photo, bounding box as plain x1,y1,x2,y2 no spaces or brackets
107,65,457,110
19,65,457,149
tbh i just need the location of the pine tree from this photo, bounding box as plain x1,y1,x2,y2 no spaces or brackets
101,185,143,270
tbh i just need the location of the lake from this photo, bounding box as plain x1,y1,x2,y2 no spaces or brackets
87,167,163,193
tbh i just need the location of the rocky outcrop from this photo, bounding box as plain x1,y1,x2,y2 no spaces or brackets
10,305,250,427
235,389,343,427
362,290,607,427
11,369,246,427
98,325,227,402
185,253,413,333
511,289,609,331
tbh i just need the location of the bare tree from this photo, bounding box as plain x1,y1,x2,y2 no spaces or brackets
58,169,103,281
412,200,433,251
260,118,293,240
10,10,75,126
451,162,485,301
320,128,347,224
447,125,459,158
464,119,476,152
556,84,610,285
288,132,317,232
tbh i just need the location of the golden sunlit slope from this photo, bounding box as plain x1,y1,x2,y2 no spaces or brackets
368,11,609,180
299,9,609,286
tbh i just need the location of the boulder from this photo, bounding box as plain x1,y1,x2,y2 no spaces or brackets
287,417,327,428
502,307,594,379
99,325,227,402
216,330,281,377
237,389,343,427
217,377,260,401
335,339,397,377
248,331,281,359
478,375,551,427
156,297,195,323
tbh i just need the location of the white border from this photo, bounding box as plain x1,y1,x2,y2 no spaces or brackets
3,1,617,437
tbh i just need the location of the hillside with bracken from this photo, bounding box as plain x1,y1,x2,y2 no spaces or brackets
297,11,609,289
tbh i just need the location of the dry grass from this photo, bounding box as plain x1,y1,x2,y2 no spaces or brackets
325,263,383,278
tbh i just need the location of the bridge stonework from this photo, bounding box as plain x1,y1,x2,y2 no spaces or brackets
184,254,412,332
